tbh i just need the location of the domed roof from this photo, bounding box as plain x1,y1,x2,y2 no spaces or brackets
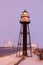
21,10,29,18
20,10,30,22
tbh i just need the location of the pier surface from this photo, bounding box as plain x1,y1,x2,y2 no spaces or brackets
0,54,43,65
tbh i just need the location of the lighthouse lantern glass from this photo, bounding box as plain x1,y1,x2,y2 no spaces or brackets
21,10,30,22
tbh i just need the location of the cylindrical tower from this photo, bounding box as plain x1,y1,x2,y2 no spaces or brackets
17,10,32,56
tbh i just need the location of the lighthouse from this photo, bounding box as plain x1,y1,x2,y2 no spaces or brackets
17,10,32,57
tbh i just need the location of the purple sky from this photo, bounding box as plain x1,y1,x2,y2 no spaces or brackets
0,0,43,47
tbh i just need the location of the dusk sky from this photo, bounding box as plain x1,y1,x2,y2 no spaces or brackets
0,0,43,47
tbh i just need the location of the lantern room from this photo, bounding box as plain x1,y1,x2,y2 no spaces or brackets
20,10,30,23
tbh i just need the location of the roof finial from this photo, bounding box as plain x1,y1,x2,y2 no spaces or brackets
23,9,28,13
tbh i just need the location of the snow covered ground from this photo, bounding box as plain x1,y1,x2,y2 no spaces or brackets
0,54,23,65
0,53,43,65
19,55,43,65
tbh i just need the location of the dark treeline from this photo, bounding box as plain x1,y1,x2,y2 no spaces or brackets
0,47,17,57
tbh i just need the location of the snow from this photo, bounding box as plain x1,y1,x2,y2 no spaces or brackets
0,53,43,65
0,54,22,65
19,55,43,65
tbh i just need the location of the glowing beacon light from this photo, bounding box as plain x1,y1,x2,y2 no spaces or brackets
20,10,30,23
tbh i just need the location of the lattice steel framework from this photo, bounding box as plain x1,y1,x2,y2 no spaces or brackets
16,10,32,57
